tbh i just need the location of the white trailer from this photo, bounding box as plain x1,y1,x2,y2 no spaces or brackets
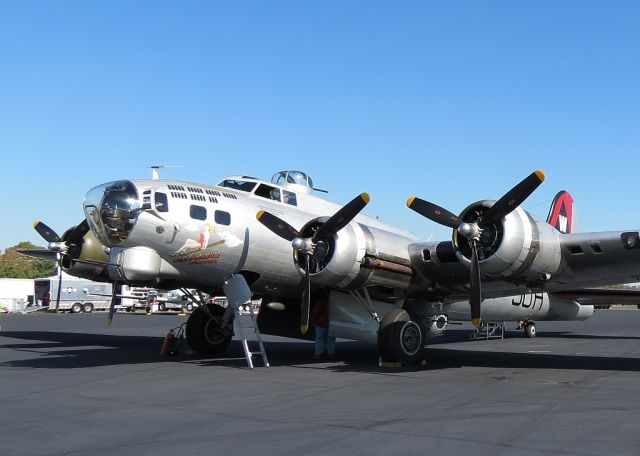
34,274,112,313
0,278,35,313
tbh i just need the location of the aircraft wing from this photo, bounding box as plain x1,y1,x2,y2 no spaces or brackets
553,231,640,290
410,229,640,302
15,249,59,262
404,174,640,325
550,287,640,306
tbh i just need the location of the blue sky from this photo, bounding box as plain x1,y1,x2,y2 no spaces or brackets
1,1,638,251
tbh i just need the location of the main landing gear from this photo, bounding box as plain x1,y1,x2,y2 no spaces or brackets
517,320,537,338
185,303,234,354
524,321,537,338
377,309,426,364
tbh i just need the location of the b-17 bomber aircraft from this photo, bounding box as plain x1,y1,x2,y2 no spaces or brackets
19,170,640,363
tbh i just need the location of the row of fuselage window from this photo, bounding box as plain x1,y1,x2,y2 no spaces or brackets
154,191,231,225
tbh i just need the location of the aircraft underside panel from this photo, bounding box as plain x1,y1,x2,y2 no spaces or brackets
328,290,395,343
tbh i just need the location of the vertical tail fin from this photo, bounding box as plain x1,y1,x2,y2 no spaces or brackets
546,190,575,233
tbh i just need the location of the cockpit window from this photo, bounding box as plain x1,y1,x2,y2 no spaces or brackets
283,190,297,206
218,179,256,192
255,184,281,201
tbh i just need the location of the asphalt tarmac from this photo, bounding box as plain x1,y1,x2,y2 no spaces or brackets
2,310,640,456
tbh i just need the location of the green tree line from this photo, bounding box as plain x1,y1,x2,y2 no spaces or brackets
0,242,56,278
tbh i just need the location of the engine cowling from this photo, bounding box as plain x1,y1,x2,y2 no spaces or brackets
294,219,415,291
60,228,112,282
453,201,562,282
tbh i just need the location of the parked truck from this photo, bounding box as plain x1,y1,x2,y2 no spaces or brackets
118,287,200,312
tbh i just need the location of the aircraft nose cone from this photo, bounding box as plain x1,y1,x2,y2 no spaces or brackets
83,180,141,246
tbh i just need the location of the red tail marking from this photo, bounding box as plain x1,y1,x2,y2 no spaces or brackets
546,191,574,234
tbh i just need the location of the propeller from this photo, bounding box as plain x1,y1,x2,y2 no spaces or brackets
257,192,370,333
407,170,545,326
18,220,91,312
301,254,311,334
107,281,119,325
29,221,67,311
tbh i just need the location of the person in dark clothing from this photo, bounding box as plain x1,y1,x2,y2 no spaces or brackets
311,289,336,360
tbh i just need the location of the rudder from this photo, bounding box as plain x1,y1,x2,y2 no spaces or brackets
546,190,575,234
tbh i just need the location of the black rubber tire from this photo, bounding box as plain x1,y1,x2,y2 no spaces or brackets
186,304,234,355
186,303,194,312
70,302,83,314
82,303,94,313
377,308,424,363
158,302,166,312
524,322,537,338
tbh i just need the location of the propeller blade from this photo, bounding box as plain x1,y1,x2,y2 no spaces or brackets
256,210,301,242
16,249,59,262
406,196,461,229
108,281,119,326
469,240,482,326
482,170,545,225
55,254,63,312
300,254,311,334
62,220,90,245
312,192,370,241
33,220,61,243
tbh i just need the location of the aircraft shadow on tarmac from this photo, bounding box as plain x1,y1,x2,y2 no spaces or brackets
1,331,167,369
534,332,640,341
3,330,640,373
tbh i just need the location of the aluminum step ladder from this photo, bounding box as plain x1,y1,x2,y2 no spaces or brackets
231,303,269,368
469,321,505,340
223,275,269,368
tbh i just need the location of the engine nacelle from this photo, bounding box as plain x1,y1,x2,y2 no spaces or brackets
60,224,111,282
295,219,415,291
453,201,562,282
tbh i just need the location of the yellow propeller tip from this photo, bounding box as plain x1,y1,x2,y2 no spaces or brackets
256,210,265,220
361,192,370,204
300,324,309,334
472,318,482,327
32,220,41,228
406,196,416,207
534,170,545,181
